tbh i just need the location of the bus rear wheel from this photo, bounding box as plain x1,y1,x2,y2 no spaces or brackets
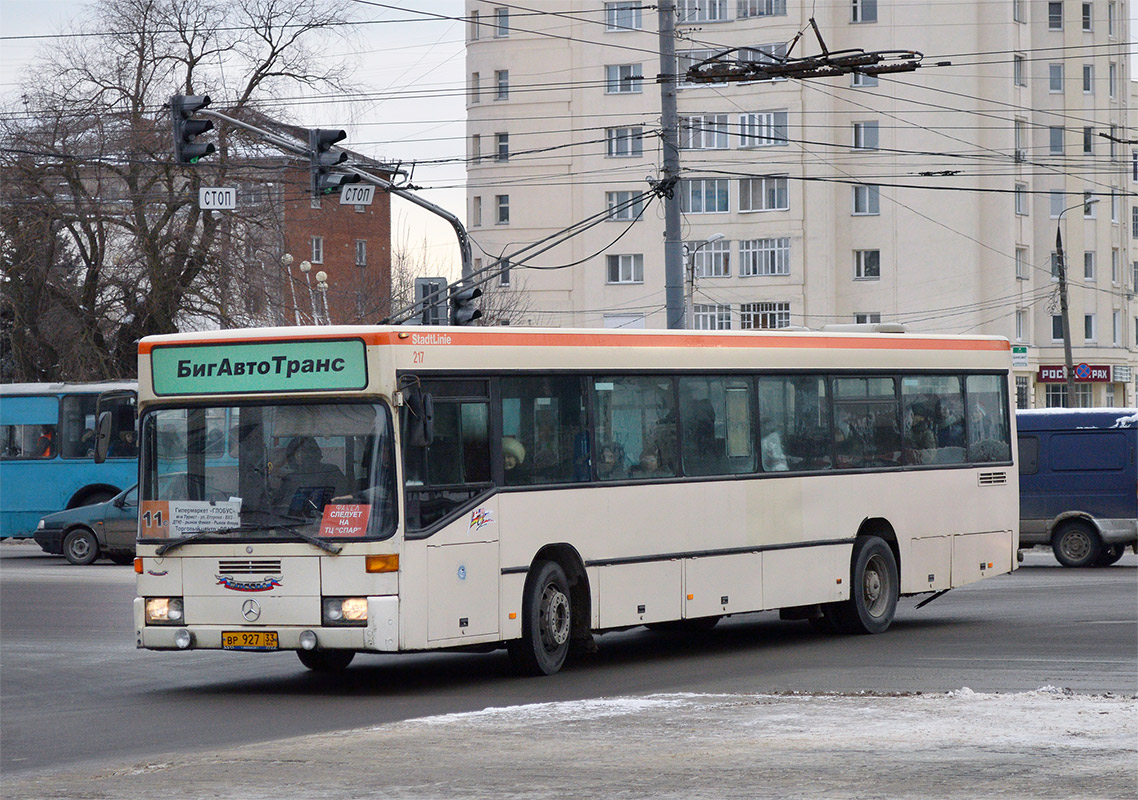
63,528,99,566
297,650,355,672
831,536,898,635
1052,521,1101,568
508,560,571,676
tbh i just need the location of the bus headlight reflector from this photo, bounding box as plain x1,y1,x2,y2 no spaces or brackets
322,597,368,626
146,597,184,625
174,629,193,649
299,630,318,650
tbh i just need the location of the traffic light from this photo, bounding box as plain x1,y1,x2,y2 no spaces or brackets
169,95,216,164
449,283,482,326
308,128,360,196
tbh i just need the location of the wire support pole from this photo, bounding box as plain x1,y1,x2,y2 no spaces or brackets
658,0,685,330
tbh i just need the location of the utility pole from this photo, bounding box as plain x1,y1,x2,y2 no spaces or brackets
1054,197,1098,407
658,0,685,330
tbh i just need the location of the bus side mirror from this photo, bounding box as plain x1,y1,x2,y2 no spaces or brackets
405,391,434,448
93,411,113,464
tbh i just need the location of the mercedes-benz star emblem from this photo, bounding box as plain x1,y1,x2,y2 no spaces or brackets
242,599,261,622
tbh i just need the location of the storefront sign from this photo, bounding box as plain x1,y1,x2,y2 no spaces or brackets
1037,364,1112,383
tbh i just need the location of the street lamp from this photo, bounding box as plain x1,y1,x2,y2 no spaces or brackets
281,253,301,325
315,270,330,325
1054,197,1099,408
298,260,318,324
683,233,726,329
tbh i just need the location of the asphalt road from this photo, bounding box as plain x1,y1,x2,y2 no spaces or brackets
2,540,1136,783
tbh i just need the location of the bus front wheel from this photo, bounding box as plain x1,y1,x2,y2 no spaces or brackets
1052,521,1102,568
63,528,99,566
831,536,898,635
508,560,572,676
297,650,355,672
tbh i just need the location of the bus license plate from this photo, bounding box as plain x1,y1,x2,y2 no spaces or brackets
222,631,279,651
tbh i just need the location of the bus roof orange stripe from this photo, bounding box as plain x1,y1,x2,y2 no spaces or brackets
139,328,1009,354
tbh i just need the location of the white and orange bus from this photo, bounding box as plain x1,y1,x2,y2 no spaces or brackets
132,325,1017,675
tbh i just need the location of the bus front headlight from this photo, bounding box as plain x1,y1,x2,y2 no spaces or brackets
145,597,185,625
322,597,368,626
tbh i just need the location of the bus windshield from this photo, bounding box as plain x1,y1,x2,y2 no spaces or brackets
139,402,395,543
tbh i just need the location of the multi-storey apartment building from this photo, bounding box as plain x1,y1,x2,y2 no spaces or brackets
465,0,1136,408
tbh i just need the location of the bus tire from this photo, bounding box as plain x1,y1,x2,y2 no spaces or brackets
508,560,572,676
297,650,355,672
1095,544,1126,567
1052,521,1102,568
832,536,898,635
63,528,99,566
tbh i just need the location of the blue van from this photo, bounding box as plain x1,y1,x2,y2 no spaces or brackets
1017,408,1138,567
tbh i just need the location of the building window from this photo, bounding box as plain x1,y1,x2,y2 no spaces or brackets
606,126,644,157
495,70,509,100
469,9,480,41
1014,119,1028,161
1084,251,1096,281
1016,375,1030,410
1131,208,1138,238
1085,314,1096,342
693,303,731,330
740,302,790,329
1111,191,1119,223
681,179,730,213
691,239,730,278
739,175,789,212
1013,55,1026,86
1050,191,1065,218
1134,260,1138,291
496,194,510,224
1083,126,1094,154
1082,1,1092,30
854,249,880,280
851,0,877,23
737,43,789,81
853,121,879,150
1016,309,1027,341
607,254,644,283
739,238,791,277
606,190,645,221
854,312,881,324
469,72,480,104
1109,63,1117,98
1049,127,1064,154
494,7,509,37
1048,1,1063,30
1082,64,1093,93
1113,310,1121,345
678,48,717,85
472,196,482,227
1051,314,1064,340
678,0,727,22
1112,248,1120,283
311,236,323,264
853,184,880,215
739,110,788,147
1016,247,1029,279
496,132,509,162
471,134,481,163
1084,191,1096,216
499,259,511,287
355,240,366,267
1108,0,1116,34
739,0,787,18
605,1,642,30
1048,63,1064,92
1015,183,1029,215
605,64,643,94
680,114,730,149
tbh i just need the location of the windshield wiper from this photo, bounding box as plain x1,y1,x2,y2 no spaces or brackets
154,520,342,557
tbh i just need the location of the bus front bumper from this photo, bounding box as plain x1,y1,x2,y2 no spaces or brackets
133,596,399,652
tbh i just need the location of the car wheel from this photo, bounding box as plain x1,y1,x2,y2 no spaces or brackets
63,528,99,566
1052,521,1102,568
297,650,355,672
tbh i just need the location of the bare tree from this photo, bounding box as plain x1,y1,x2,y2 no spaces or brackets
0,0,354,380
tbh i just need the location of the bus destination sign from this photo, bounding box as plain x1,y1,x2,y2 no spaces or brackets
151,339,368,395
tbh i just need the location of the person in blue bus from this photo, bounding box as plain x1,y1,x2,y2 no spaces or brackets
35,425,56,458
108,429,137,458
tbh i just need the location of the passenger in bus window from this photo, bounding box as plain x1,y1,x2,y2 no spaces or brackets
35,425,55,458
935,397,964,448
760,416,789,471
273,437,348,514
596,442,627,480
502,436,530,485
108,429,137,458
629,444,668,479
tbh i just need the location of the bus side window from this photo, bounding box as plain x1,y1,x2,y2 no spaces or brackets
60,394,99,459
593,376,677,481
966,375,1012,463
757,376,832,472
833,377,899,469
499,376,588,486
679,376,755,477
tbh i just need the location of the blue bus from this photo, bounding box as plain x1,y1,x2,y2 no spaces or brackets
0,382,138,539
1017,408,1138,567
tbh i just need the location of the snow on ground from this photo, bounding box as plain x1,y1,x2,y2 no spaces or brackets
8,689,1136,800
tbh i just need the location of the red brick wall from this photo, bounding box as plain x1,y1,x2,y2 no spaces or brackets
282,165,392,324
